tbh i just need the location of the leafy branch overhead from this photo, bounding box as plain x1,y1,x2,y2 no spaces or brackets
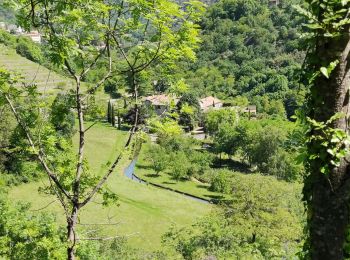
1,0,204,259
295,0,350,37
305,113,350,175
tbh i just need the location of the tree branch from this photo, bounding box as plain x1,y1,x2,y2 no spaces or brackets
77,232,139,241
3,93,72,200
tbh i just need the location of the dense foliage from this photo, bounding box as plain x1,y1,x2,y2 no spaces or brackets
0,29,44,63
0,189,66,259
163,173,304,259
147,133,213,181
177,0,305,118
0,0,15,24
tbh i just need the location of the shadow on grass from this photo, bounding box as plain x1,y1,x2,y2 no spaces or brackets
145,173,160,178
197,184,209,189
213,158,251,173
162,181,176,185
204,194,225,200
136,164,153,170
98,121,131,131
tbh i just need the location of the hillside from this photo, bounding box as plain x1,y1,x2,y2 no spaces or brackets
178,0,305,118
0,43,110,109
0,0,15,24
0,44,73,92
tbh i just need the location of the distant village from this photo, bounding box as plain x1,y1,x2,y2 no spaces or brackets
107,93,256,141
0,21,41,44
143,94,256,117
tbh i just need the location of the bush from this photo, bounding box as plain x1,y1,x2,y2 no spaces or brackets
147,145,169,175
164,173,304,259
204,108,238,135
56,82,67,90
157,134,194,153
0,191,66,259
188,151,213,178
50,93,75,138
262,149,303,182
170,151,192,181
208,169,232,193
15,36,43,63
0,29,16,47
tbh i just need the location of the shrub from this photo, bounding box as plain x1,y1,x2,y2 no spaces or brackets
164,173,304,259
56,82,67,90
0,191,66,259
208,169,232,193
15,36,43,63
188,151,213,178
170,152,192,181
50,93,75,138
205,108,238,135
0,29,16,47
147,145,169,175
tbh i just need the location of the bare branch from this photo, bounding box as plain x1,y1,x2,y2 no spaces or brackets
87,37,113,95
84,121,98,133
79,78,139,207
74,77,85,203
111,33,133,69
77,232,139,241
80,46,107,78
31,199,58,211
77,222,123,226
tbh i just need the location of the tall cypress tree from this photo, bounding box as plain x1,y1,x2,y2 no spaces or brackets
107,100,112,123
111,103,116,127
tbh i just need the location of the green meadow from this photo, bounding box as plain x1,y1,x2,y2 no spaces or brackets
9,123,212,251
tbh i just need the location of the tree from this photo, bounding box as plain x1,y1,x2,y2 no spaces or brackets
107,100,112,124
147,145,168,176
204,108,238,135
208,169,232,193
111,103,116,127
170,151,191,181
0,189,66,259
15,36,43,63
164,173,303,259
180,0,304,107
214,122,237,157
297,1,350,258
50,93,75,138
0,103,15,175
2,0,203,258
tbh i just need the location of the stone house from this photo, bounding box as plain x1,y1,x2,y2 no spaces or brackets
199,96,223,112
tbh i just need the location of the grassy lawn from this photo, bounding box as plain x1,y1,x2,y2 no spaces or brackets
135,143,230,202
9,122,212,252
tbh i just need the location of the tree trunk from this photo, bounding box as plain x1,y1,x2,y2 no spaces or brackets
67,205,79,260
117,107,121,130
307,27,350,259
111,103,116,127
107,100,111,123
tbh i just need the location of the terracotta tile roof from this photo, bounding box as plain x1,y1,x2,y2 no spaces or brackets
144,94,173,106
199,96,222,109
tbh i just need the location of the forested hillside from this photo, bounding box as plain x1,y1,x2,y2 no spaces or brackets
0,0,15,24
178,0,305,117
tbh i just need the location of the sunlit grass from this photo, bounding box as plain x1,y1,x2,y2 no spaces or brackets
9,123,212,251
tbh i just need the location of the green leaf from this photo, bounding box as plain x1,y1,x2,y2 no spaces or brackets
327,149,335,156
320,67,329,78
341,0,350,6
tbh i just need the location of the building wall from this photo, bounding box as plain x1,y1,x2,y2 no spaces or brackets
154,105,168,116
